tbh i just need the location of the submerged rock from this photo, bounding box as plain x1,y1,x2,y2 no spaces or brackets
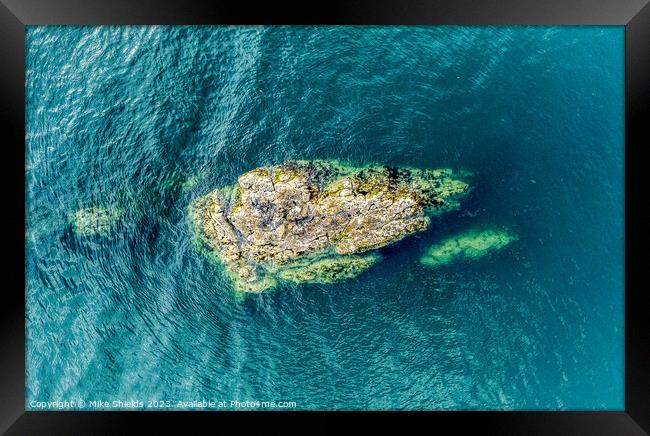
420,228,517,267
69,206,123,237
275,253,382,284
189,160,469,292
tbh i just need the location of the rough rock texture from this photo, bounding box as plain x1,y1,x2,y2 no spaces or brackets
189,160,468,292
420,228,517,267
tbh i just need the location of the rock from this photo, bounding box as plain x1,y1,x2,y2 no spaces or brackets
274,254,382,284
420,228,517,267
189,160,469,292
69,206,123,237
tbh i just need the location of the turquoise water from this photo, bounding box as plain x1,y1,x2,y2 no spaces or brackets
25,26,624,410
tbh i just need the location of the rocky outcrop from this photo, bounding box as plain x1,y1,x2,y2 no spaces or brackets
420,228,517,267
189,160,468,292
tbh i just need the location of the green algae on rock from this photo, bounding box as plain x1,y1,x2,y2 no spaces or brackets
69,206,124,237
189,160,469,292
274,253,382,284
420,228,517,267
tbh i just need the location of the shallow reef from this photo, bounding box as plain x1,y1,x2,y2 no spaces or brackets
69,206,124,237
420,228,518,267
274,253,382,284
189,159,469,292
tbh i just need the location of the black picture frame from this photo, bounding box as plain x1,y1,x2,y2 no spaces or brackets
1,0,648,434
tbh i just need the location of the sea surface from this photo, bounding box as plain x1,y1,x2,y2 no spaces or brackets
25,26,624,410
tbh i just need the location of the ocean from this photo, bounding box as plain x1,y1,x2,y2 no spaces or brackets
25,25,624,410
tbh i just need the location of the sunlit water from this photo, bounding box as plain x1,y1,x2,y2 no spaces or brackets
26,26,624,410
